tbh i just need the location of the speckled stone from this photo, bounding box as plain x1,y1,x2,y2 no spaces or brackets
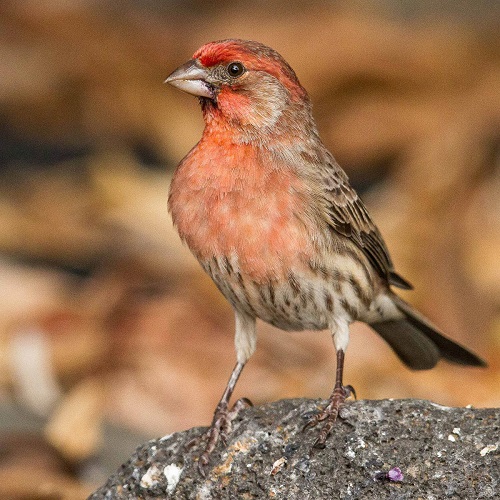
89,399,500,499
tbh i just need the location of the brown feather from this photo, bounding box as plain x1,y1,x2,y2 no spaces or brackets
318,155,412,289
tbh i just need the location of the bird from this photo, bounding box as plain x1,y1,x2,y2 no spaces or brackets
165,39,486,469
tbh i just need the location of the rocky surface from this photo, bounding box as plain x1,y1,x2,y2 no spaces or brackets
90,399,499,499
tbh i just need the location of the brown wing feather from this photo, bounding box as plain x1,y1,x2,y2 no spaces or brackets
321,158,412,290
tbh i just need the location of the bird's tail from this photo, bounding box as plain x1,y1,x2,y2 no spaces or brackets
370,294,487,370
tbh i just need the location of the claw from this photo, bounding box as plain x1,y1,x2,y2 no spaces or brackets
219,431,229,447
313,437,327,449
198,453,209,477
312,410,340,448
302,420,315,432
185,428,208,450
227,397,253,419
195,396,252,474
344,384,357,400
303,384,353,448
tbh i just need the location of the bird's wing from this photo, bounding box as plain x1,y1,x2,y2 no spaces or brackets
320,159,412,290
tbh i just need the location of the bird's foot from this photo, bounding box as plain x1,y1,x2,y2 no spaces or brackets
197,397,252,475
303,385,355,448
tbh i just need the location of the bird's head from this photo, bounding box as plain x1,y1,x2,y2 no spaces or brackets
165,39,313,140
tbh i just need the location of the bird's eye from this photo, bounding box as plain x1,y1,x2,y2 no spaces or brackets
227,62,245,77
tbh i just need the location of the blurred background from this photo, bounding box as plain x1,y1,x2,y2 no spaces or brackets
0,0,499,497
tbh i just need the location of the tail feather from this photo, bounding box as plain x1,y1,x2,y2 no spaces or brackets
371,320,441,369
370,295,487,370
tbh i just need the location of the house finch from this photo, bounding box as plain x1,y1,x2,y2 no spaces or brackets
165,39,485,469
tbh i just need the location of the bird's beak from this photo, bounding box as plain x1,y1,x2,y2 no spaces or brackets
164,59,214,99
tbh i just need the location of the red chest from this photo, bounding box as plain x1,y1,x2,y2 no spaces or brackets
168,138,313,282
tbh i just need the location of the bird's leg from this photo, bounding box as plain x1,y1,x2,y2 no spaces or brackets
193,311,256,474
197,361,252,473
304,321,354,448
311,349,351,448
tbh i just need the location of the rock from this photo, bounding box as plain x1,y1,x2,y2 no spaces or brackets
89,399,499,499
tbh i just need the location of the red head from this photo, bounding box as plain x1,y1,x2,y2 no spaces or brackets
165,39,312,139
192,39,306,98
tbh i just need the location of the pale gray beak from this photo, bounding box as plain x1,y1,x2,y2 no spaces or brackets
165,59,214,99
